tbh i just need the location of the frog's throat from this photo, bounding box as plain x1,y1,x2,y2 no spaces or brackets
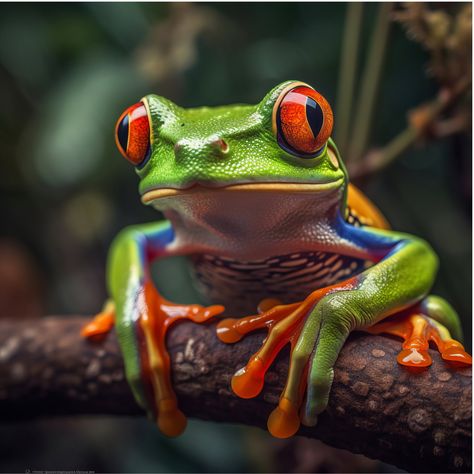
141,179,344,204
143,178,345,260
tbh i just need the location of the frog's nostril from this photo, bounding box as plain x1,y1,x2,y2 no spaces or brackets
211,139,229,154
174,138,229,160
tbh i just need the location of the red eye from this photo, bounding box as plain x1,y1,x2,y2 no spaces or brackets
274,85,333,157
115,102,151,167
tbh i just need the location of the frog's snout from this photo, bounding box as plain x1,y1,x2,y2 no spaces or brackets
174,137,229,161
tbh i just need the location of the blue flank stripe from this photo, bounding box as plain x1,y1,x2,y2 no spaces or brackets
335,212,404,258
149,222,175,249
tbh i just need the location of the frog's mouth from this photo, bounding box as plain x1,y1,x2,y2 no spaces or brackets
141,178,344,204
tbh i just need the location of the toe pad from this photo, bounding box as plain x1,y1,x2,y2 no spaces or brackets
267,398,300,438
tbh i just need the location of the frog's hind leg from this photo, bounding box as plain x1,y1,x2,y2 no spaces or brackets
418,295,463,341
367,313,434,367
366,296,471,367
81,300,115,338
420,295,471,364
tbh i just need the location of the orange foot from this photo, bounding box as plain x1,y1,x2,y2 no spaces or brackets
82,284,224,437
137,282,224,436
366,312,472,368
217,297,307,438
216,278,355,439
217,298,301,397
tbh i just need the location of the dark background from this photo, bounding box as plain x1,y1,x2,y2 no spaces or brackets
0,3,470,473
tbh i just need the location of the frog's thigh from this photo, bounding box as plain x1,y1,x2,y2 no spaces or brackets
419,295,463,341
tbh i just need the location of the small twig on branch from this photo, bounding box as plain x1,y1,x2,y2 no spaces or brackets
0,317,471,473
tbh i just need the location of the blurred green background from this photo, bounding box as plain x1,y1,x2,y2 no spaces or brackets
0,2,470,473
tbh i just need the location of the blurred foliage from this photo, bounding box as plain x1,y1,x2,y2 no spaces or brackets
0,2,470,473
394,3,471,88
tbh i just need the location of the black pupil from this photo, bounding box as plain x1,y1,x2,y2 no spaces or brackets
305,97,324,138
117,114,129,152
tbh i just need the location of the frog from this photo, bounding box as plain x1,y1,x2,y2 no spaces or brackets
82,80,471,439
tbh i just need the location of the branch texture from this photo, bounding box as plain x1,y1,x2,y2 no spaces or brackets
0,317,471,473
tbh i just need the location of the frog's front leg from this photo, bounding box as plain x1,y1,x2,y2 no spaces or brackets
82,221,223,436
218,217,471,438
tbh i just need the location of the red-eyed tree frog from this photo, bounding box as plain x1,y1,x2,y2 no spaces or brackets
82,81,471,439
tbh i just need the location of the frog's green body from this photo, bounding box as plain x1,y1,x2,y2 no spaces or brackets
83,81,470,438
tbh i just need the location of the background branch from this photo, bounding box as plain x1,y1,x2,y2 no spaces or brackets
349,2,393,164
342,3,471,180
0,317,470,473
348,76,471,179
335,2,364,157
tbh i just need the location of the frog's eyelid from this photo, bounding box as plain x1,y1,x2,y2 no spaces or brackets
271,81,311,136
115,101,152,168
141,96,155,146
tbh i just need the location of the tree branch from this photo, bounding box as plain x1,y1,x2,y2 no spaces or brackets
0,317,470,473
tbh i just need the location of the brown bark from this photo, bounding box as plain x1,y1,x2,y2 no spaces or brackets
0,317,471,473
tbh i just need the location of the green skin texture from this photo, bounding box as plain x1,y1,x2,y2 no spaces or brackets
107,81,463,428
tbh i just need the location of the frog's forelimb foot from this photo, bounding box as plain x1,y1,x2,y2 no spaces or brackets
84,283,223,437
366,296,472,367
136,281,224,436
218,303,305,438
217,281,355,438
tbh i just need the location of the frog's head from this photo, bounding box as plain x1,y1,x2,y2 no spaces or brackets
115,81,347,212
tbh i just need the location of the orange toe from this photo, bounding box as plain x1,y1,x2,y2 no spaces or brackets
231,357,265,398
258,298,282,313
186,304,225,323
267,398,300,438
216,319,243,343
442,345,472,365
397,348,432,367
157,399,187,437
81,312,114,338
